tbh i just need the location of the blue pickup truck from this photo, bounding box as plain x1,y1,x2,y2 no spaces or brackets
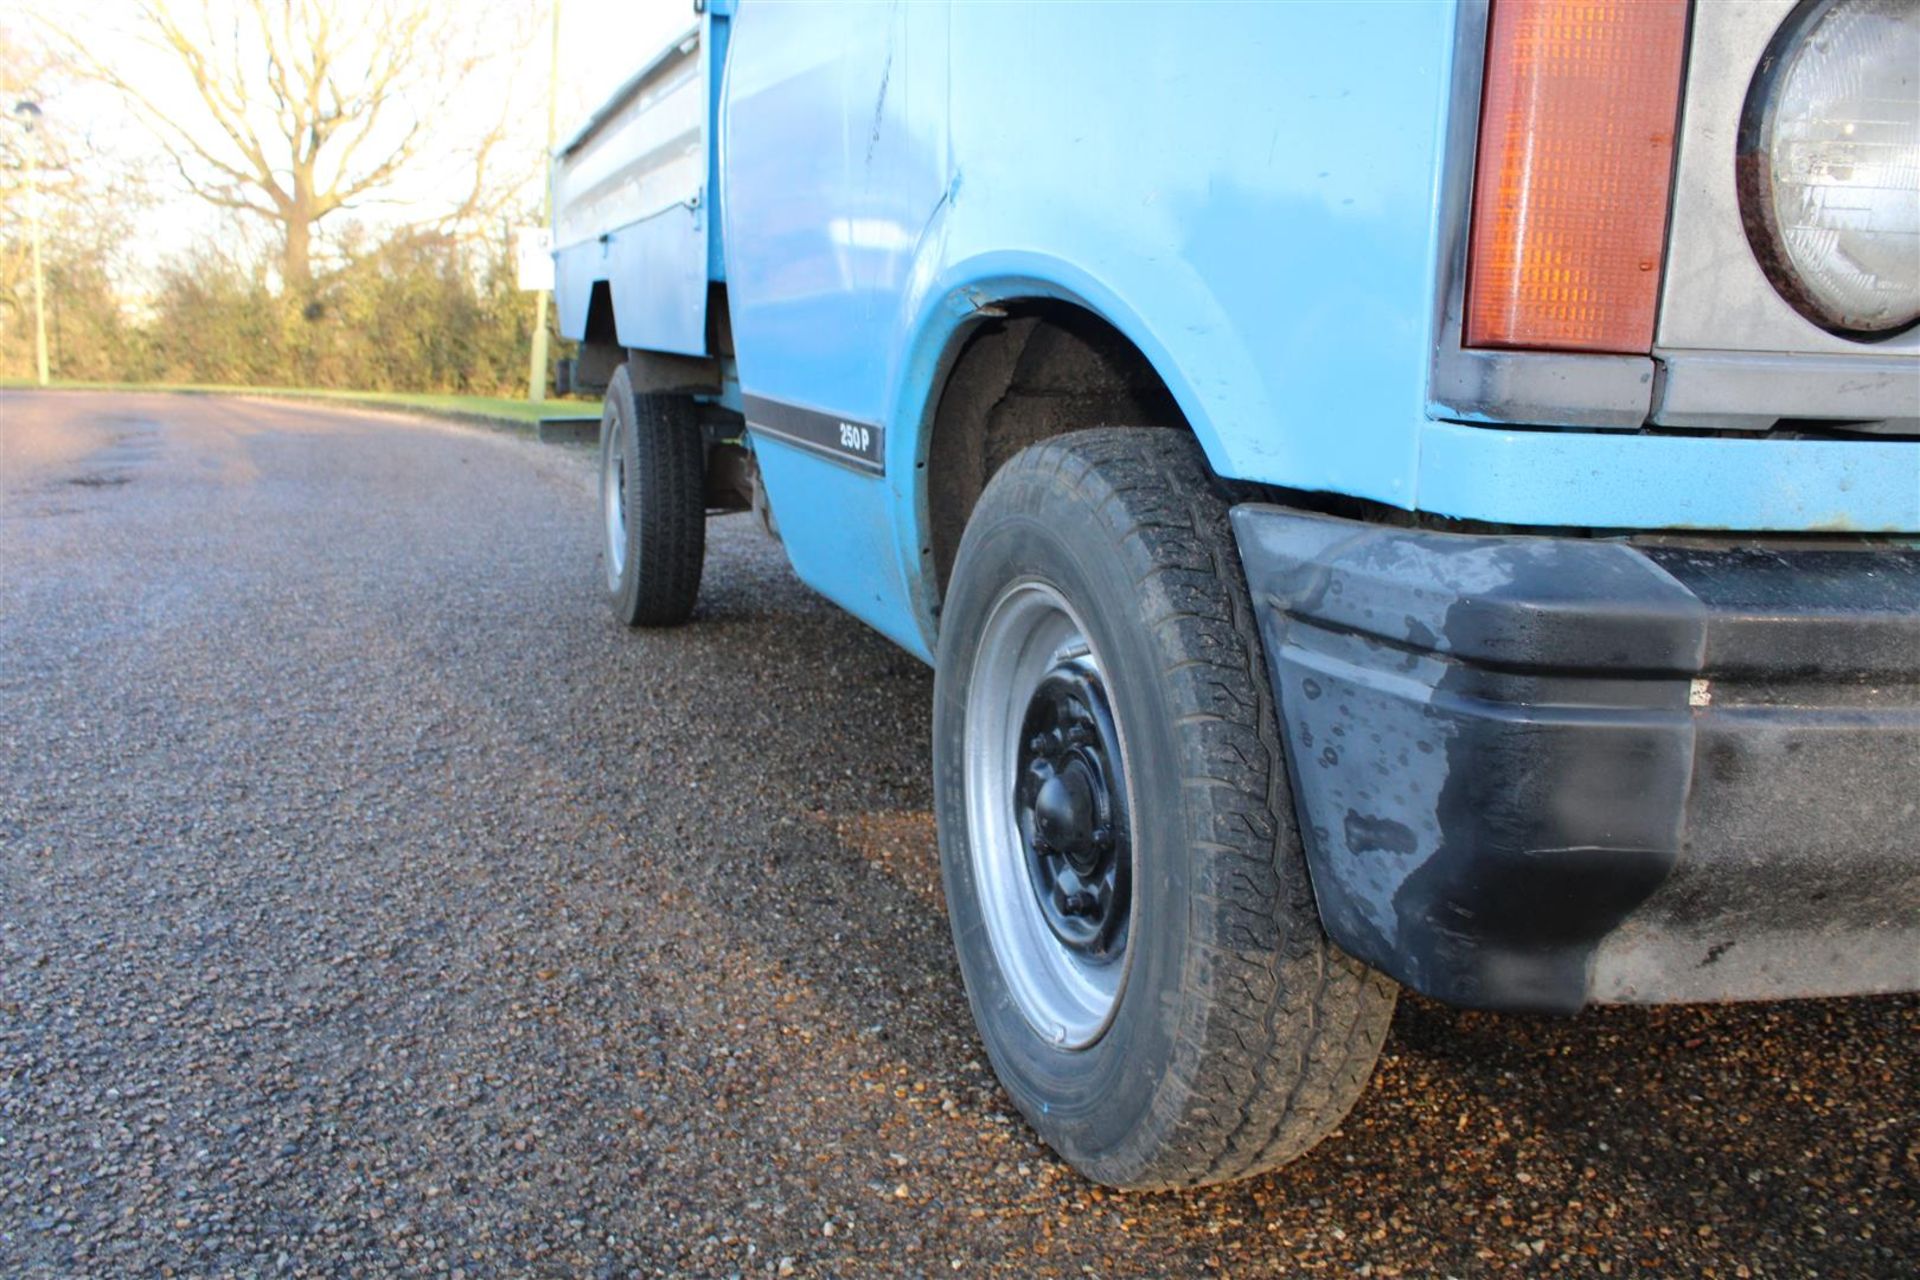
551,0,1920,1188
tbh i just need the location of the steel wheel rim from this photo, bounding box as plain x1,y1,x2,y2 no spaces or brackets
965,579,1135,1049
603,412,627,591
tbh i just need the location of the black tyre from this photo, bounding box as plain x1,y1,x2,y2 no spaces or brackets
599,364,705,626
932,429,1397,1189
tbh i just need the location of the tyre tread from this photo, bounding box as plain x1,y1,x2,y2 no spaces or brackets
604,365,705,627
987,428,1395,1188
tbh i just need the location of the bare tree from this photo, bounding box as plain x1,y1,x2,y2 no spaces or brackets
2,24,154,378
65,0,524,291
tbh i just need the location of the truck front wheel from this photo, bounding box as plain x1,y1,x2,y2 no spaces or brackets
932,429,1397,1189
599,363,705,627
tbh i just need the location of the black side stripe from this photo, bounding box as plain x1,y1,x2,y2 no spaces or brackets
742,394,886,475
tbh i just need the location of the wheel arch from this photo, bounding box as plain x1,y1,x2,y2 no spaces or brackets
887,260,1255,646
581,280,618,347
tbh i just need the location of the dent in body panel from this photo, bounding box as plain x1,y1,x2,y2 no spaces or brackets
723,0,947,424
554,15,720,357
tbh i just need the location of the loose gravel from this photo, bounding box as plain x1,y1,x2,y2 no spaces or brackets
2,391,1913,1279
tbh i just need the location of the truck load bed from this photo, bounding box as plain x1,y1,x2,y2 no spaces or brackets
553,19,724,363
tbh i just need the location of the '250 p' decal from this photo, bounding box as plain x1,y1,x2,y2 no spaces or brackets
743,395,885,474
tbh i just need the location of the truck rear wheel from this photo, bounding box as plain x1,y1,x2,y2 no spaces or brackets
932,429,1397,1189
599,364,705,626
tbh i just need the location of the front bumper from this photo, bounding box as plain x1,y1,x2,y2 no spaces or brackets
1230,504,1920,1013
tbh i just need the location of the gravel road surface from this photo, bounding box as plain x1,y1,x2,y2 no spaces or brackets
2,391,1913,1278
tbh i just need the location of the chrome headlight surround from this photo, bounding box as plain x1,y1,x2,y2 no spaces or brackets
1736,0,1920,340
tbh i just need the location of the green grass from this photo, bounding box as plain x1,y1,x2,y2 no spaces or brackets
1,379,599,427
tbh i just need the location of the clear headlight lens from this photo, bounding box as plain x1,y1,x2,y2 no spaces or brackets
1739,0,1920,337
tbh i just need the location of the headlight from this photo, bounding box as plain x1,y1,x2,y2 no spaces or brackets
1738,0,1920,338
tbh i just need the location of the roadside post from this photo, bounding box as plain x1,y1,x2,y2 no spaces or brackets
517,224,555,401
525,0,563,403
13,99,47,388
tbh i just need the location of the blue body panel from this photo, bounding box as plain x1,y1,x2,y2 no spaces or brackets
555,209,710,356
721,0,1464,655
936,2,1450,508
1418,423,1920,532
719,0,949,655
567,0,1920,660
553,10,730,357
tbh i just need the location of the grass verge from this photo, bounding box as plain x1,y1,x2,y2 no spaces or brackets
0,380,599,428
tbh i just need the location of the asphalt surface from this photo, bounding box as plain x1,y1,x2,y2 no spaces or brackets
2,390,1913,1279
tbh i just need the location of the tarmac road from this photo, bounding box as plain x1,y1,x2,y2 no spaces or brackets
2,390,1913,1279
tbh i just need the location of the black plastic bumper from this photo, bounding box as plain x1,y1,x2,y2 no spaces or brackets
1230,505,1920,1013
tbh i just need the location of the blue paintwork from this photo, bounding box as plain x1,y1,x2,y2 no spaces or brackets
704,9,730,286
718,0,949,656
563,0,1920,661
1418,423,1920,531
553,9,731,357
555,210,710,356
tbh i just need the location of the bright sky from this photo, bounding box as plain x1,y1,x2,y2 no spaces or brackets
559,0,697,140
1,0,697,276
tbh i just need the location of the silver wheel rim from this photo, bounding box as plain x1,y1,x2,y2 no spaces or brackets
965,580,1135,1049
602,413,627,592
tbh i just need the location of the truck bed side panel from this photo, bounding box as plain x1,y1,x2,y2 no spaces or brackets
554,25,713,356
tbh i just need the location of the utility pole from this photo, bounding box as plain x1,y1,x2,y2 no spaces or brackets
14,100,48,387
526,0,561,403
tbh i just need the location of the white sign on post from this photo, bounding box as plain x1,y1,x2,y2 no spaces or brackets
515,227,555,292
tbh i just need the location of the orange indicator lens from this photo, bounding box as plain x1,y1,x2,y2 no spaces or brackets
1465,0,1689,353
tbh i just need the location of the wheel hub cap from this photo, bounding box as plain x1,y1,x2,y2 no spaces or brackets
1015,662,1130,962
963,581,1136,1048
602,411,627,591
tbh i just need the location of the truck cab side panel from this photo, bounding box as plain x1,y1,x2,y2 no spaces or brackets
722,1,1916,661
724,0,1453,654
721,1,949,656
